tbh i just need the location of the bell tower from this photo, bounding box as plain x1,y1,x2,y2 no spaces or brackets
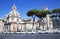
43,6,48,10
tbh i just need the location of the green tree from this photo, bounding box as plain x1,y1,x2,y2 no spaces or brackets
27,9,39,28
51,8,60,18
36,10,50,30
51,8,60,28
52,8,60,13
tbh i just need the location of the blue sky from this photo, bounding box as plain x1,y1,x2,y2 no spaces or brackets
0,0,60,19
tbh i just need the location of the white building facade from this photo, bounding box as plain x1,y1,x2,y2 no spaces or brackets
0,5,54,33
0,18,4,32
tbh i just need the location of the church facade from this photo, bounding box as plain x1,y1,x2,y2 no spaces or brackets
4,4,24,32
3,4,37,32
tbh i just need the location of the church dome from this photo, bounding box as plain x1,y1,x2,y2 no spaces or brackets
8,4,20,18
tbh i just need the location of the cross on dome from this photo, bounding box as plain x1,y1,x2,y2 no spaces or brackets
12,4,17,10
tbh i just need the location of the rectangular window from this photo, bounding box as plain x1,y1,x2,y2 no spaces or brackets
17,19,19,22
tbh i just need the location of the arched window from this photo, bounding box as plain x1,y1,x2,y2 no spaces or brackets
13,27,16,32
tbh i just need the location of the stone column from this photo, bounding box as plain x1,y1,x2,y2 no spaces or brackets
46,14,50,29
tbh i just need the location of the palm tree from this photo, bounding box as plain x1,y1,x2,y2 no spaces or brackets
27,9,39,31
36,10,50,30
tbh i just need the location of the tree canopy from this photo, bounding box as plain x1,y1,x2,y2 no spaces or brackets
27,9,40,17
37,10,51,18
51,8,60,18
52,8,60,13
